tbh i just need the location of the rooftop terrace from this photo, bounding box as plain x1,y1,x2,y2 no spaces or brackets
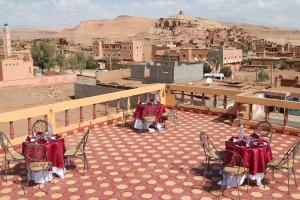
1,111,300,200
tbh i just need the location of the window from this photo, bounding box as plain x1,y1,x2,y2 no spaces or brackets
130,46,132,49
224,57,227,60
199,55,202,58
130,54,132,58
183,54,186,58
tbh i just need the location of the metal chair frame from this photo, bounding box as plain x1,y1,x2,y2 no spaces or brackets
64,130,89,175
255,121,273,145
121,98,136,126
199,131,223,179
219,150,249,200
24,143,52,194
265,140,300,193
32,120,48,137
0,132,25,182
162,101,179,128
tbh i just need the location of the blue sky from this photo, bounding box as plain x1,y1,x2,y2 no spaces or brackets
0,0,300,29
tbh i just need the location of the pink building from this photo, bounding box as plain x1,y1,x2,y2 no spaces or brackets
92,40,144,62
0,24,34,81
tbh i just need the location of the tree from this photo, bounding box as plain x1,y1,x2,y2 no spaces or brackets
258,70,269,82
31,41,56,74
67,52,86,74
203,63,212,74
162,51,170,64
86,55,98,69
56,53,67,72
220,67,232,78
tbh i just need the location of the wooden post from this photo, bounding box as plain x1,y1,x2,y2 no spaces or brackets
105,102,109,115
202,93,205,106
213,94,217,108
284,109,288,126
93,104,97,119
223,95,227,109
28,117,32,136
116,99,120,113
80,106,84,123
181,91,184,103
127,97,131,110
249,104,253,120
9,121,15,139
137,95,141,104
146,93,150,102
190,92,194,105
65,110,69,126
265,106,270,121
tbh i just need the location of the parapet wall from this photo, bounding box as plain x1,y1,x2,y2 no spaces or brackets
96,68,131,83
0,74,77,88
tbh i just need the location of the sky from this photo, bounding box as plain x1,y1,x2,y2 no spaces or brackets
0,0,300,29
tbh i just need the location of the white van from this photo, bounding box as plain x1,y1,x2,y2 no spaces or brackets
203,73,225,80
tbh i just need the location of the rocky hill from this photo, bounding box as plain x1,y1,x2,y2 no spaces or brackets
5,13,300,46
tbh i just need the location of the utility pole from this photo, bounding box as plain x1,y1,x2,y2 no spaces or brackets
110,56,112,71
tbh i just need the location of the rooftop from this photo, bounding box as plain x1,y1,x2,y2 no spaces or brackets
1,111,300,200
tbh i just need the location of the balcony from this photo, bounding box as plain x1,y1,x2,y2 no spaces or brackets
0,83,300,199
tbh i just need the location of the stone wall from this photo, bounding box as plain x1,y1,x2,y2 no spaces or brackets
96,68,131,83
0,74,76,88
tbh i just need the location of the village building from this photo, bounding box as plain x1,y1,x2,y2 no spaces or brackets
92,39,152,63
0,24,34,81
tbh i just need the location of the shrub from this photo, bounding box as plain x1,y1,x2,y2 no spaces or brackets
220,67,232,78
258,70,269,82
203,63,212,74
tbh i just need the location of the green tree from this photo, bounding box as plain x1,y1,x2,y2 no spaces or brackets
258,70,269,82
203,63,212,74
86,55,98,69
31,41,56,74
67,52,86,74
56,53,67,72
220,67,232,78
162,51,170,64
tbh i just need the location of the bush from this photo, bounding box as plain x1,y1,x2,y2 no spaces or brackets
203,63,212,74
220,67,232,78
86,55,98,69
258,70,269,82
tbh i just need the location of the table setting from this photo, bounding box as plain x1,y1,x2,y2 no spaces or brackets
22,133,66,183
218,125,273,187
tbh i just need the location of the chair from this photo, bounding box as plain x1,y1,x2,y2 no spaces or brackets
122,98,136,126
64,129,89,175
254,121,273,145
199,131,224,179
32,120,48,136
0,132,25,182
265,140,300,193
219,150,249,200
161,101,179,127
24,143,52,194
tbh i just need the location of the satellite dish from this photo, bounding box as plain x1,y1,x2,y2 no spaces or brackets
206,78,213,85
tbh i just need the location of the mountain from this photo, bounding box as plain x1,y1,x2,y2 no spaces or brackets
5,13,300,46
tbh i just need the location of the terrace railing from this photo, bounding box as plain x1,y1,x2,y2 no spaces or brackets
0,84,166,145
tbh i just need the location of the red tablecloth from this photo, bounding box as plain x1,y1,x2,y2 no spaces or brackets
225,141,272,175
134,102,166,123
22,138,66,168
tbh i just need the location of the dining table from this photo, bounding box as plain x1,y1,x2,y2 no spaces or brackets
22,134,66,183
219,136,273,187
134,102,166,131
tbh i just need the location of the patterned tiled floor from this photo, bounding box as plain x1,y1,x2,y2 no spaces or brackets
1,111,300,200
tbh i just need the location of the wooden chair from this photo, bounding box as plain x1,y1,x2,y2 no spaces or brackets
32,120,48,136
161,101,179,127
255,121,273,145
265,140,300,193
0,132,25,182
199,131,224,179
64,130,89,175
24,143,52,194
219,150,249,200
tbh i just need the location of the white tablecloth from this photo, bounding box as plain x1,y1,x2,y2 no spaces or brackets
28,167,65,184
218,171,264,187
134,119,163,132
